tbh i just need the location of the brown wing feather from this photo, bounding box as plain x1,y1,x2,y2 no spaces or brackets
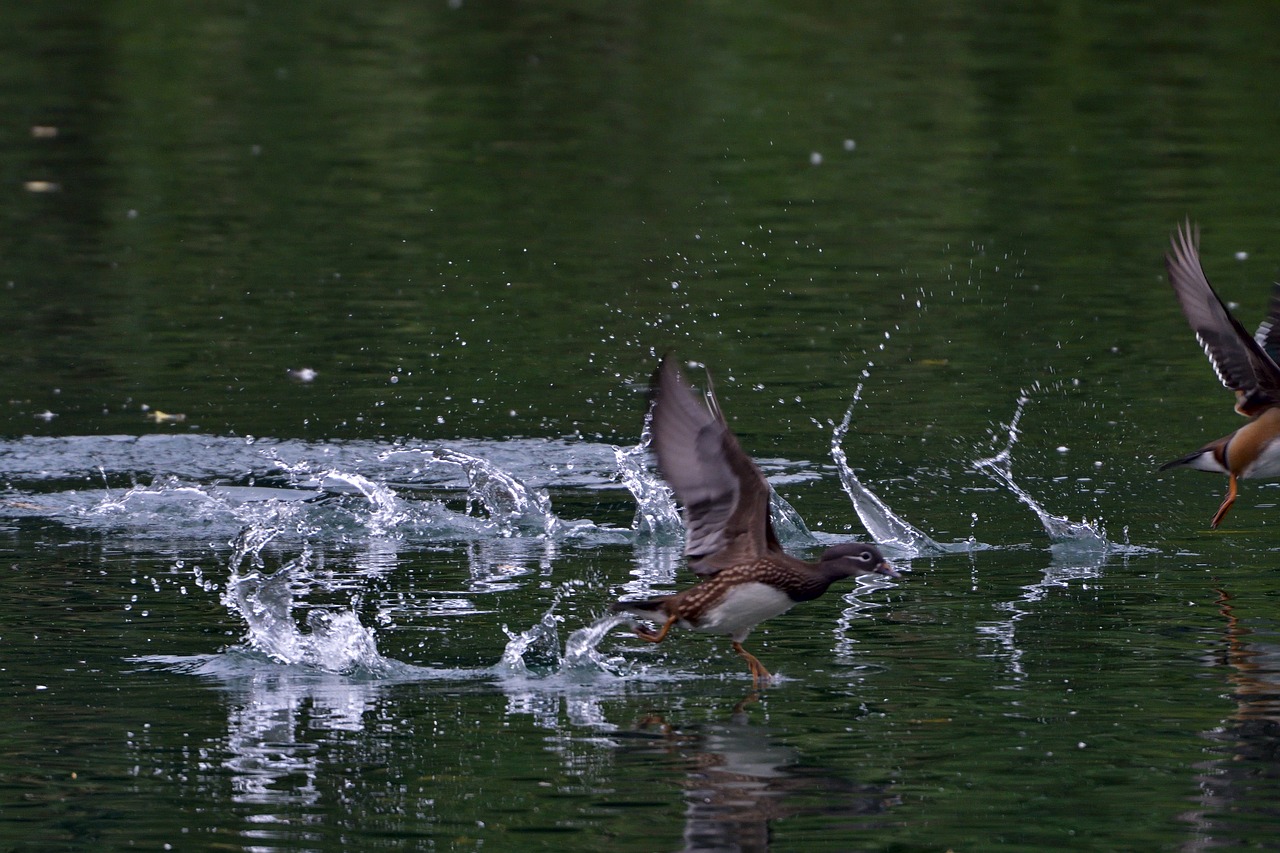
647,356,777,576
1166,220,1280,415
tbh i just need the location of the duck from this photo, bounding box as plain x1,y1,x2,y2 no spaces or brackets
1160,220,1280,528
612,356,897,685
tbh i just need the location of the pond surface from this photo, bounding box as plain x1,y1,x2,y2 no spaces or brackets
4,1,1280,850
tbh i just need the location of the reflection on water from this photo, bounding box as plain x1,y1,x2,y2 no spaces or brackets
623,715,895,852
975,545,1109,681
131,646,896,851
1183,589,1280,849
220,666,382,807
834,575,903,667
971,389,1161,680
126,652,401,813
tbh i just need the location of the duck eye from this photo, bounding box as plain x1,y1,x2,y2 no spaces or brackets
857,552,872,561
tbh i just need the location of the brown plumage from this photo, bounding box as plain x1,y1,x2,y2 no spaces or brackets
1161,220,1280,528
612,356,897,686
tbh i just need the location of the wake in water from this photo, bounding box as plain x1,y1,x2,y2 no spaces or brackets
18,441,635,550
58,366,1159,696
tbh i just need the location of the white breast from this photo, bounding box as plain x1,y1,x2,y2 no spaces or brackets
1243,436,1280,479
689,582,795,642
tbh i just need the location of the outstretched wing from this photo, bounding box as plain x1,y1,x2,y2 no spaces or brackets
1166,220,1280,416
647,355,780,576
1253,282,1280,363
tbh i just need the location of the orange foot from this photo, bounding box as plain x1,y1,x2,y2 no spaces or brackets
732,640,772,687
1210,474,1239,529
635,614,677,644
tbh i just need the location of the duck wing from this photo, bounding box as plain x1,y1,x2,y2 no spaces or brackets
647,355,780,576
1253,282,1280,364
1166,220,1280,416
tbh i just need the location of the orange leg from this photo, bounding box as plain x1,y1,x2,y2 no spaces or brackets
1211,474,1239,529
732,641,772,687
635,614,678,644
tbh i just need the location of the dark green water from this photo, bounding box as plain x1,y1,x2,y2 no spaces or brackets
3,1,1280,849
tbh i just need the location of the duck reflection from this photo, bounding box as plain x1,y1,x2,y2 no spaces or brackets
1182,588,1280,849
625,713,896,852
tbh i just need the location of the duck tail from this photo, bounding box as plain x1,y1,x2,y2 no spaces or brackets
1159,445,1227,474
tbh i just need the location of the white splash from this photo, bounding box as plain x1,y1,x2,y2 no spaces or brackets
972,389,1104,543
497,594,631,677
769,488,818,545
311,470,405,536
562,614,632,672
435,448,564,538
832,389,946,555
612,426,681,537
497,607,564,674
222,540,395,675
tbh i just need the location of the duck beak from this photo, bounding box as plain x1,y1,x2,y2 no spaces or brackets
874,560,900,579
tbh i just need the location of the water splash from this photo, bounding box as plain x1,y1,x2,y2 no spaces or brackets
309,470,404,536
222,540,396,675
380,444,615,541
770,488,818,546
497,607,564,674
434,448,565,538
972,389,1104,544
562,614,632,671
832,390,945,555
496,614,634,729
613,431,681,537
497,590,632,677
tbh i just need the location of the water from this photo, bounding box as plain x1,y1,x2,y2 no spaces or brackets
5,1,1280,849
834,383,961,557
